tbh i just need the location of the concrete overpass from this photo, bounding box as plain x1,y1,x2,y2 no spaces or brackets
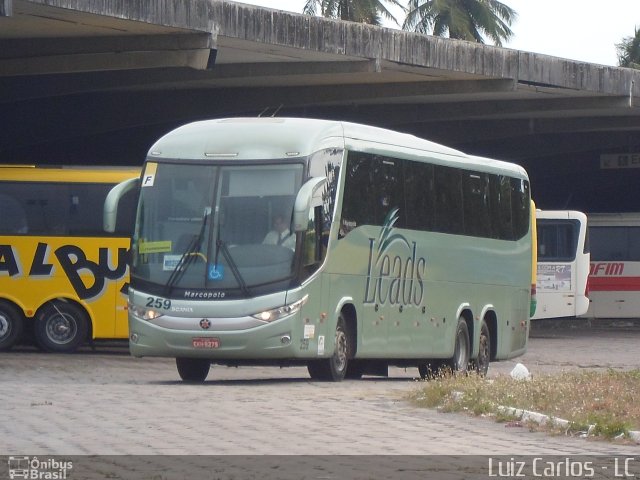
2,0,640,211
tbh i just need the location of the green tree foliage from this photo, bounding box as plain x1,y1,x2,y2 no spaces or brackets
303,0,405,26
616,28,640,69
403,0,517,46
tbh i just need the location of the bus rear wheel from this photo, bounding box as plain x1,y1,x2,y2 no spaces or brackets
448,317,470,374
176,357,211,383
0,301,24,351
34,301,88,353
308,314,351,381
472,320,490,377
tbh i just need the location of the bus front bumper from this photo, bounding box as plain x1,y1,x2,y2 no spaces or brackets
128,313,321,360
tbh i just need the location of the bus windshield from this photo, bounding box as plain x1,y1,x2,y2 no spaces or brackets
132,161,304,297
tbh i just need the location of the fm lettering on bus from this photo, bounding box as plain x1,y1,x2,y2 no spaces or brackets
364,239,426,307
0,242,128,300
590,262,624,276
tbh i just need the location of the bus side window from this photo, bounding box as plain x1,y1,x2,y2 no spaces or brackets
0,193,28,234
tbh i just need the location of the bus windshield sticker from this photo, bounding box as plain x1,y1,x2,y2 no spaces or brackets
208,264,224,281
163,255,182,271
138,240,172,254
141,162,158,187
537,264,572,292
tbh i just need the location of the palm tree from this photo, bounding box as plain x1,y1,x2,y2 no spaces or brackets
303,0,405,26
403,0,517,46
617,28,640,69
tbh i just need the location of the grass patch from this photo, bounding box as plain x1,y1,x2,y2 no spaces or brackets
409,369,640,441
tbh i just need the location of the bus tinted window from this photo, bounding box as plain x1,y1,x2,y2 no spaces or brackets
404,161,435,231
341,151,529,240
537,220,579,261
511,178,530,240
374,156,404,226
463,172,491,238
308,148,343,227
491,175,512,240
434,165,463,234
341,152,377,231
590,226,640,261
0,182,134,236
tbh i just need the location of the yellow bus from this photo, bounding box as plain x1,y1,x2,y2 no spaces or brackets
0,165,139,352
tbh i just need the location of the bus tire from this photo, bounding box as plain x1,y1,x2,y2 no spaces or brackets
307,314,350,381
176,357,210,383
34,301,88,353
472,320,490,377
448,317,470,374
0,301,24,351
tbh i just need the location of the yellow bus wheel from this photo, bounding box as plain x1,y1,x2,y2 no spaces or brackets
34,302,89,353
0,301,24,351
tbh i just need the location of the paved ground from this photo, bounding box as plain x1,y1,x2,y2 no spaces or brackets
1,322,638,463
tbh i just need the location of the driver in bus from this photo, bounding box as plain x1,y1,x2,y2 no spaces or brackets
263,214,295,250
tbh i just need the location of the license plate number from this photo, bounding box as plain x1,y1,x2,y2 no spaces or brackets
192,337,220,349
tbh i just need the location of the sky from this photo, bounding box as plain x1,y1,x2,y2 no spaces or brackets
237,0,640,67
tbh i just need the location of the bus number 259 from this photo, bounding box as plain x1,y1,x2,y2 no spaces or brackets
146,297,171,310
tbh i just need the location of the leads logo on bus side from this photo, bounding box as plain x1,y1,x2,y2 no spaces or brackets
0,242,128,301
364,208,426,307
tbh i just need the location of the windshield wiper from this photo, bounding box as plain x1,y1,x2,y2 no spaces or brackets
164,213,209,296
214,233,250,298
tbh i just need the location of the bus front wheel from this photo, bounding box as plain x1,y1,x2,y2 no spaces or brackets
176,357,211,383
0,301,24,351
307,314,351,381
34,301,88,353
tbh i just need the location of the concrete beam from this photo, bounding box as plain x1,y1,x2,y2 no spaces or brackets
0,33,215,75
0,60,377,101
215,1,640,99
0,33,214,59
470,131,640,162
24,0,214,32
4,88,637,149
290,96,633,126
211,79,516,108
209,60,381,79
0,48,212,75
403,116,640,146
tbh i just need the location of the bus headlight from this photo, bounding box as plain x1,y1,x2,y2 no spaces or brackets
129,303,164,321
252,295,308,323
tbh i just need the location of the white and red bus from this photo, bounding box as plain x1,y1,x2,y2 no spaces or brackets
583,212,640,319
533,210,590,319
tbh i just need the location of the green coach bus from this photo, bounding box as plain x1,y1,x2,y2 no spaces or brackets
104,118,534,382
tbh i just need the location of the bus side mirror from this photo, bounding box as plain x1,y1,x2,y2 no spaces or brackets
104,177,139,233
293,177,326,232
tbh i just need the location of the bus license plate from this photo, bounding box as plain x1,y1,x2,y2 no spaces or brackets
192,337,220,349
